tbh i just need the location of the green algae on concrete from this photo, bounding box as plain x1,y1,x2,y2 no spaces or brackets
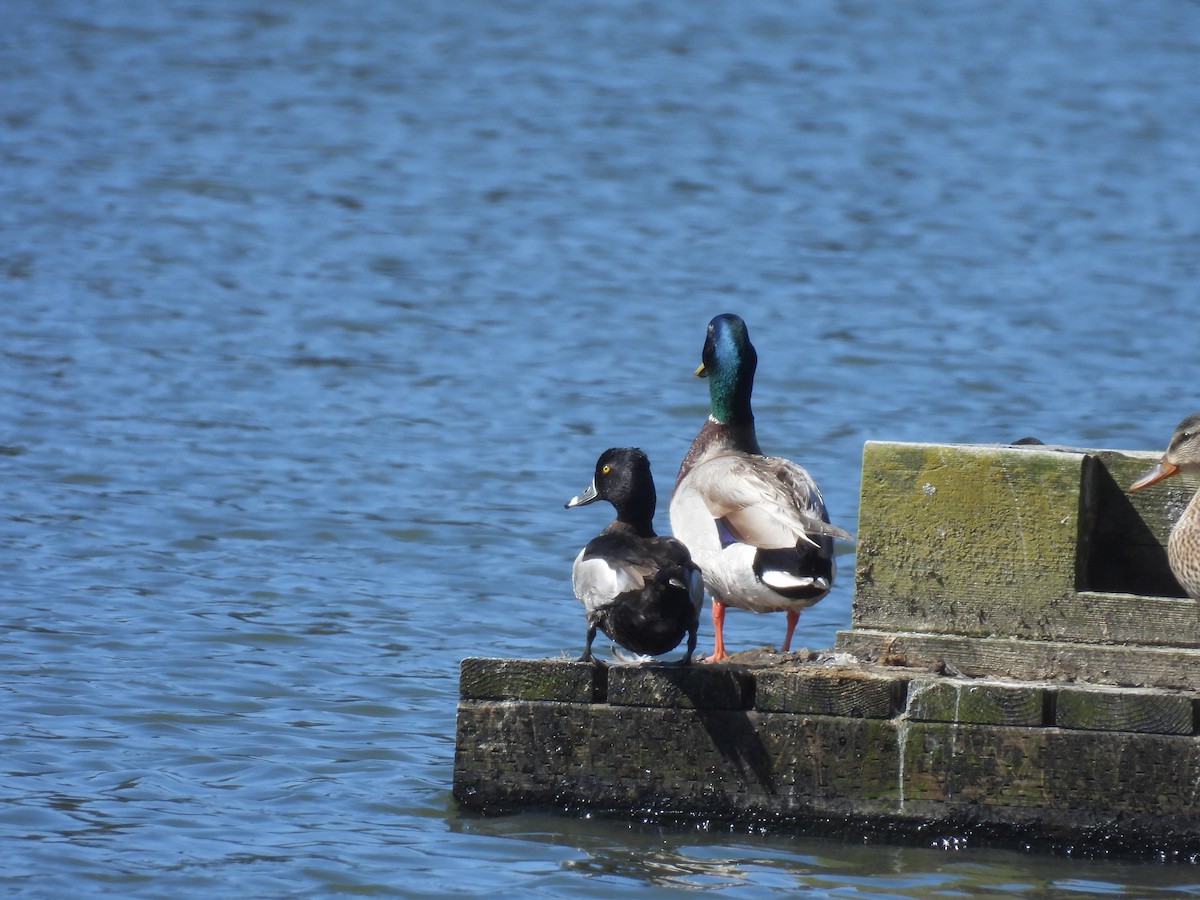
852,441,1200,655
854,441,1082,641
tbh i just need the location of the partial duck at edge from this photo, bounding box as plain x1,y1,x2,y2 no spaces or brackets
1130,413,1200,600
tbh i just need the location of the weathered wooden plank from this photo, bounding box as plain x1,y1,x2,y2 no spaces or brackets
835,628,1200,693
904,677,1046,727
1067,591,1200,648
459,657,606,703
896,716,1200,825
1056,685,1194,735
857,588,1200,650
607,664,753,710
453,697,1200,851
755,667,904,718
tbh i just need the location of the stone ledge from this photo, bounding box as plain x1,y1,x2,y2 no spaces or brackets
755,667,903,718
1056,685,1195,735
458,657,605,703
607,664,753,709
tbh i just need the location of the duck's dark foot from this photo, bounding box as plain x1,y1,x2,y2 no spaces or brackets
678,624,698,667
578,624,598,664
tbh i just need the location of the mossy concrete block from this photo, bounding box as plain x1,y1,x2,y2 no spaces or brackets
854,441,1083,639
755,667,903,718
606,664,752,709
852,442,1196,650
453,694,1200,850
904,677,1045,726
459,657,606,703
1056,685,1195,735
898,718,1200,821
454,699,900,815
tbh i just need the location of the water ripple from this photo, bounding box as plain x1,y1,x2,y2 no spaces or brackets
3,0,1200,895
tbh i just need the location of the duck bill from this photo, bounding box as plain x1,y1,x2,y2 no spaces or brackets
694,362,707,378
1129,458,1179,492
565,481,600,508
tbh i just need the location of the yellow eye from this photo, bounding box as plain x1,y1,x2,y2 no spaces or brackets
601,465,611,474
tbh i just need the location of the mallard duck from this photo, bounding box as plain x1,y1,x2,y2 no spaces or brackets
669,314,854,662
1129,413,1200,599
565,447,704,664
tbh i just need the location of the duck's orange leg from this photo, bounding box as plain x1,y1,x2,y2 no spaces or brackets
781,609,800,653
708,599,728,662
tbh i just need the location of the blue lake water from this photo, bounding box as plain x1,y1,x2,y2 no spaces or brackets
3,0,1200,895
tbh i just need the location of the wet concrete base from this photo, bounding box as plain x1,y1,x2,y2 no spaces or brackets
453,656,1200,859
